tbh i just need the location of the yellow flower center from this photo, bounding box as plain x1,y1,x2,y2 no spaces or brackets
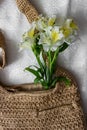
28,28,35,38
63,28,71,38
51,30,59,43
48,18,56,26
70,21,78,30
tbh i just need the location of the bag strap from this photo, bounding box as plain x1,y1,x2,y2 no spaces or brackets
16,0,39,23
0,30,6,69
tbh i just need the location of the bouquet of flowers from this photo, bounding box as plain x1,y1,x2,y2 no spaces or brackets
21,16,78,89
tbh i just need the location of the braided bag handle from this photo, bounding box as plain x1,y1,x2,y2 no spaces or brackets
16,0,39,23
0,30,6,69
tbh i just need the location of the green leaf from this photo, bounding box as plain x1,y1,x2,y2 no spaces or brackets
51,47,59,65
59,42,69,53
28,65,44,78
51,47,59,74
25,67,40,78
47,50,52,71
32,42,43,55
41,82,49,90
46,66,50,83
58,76,71,86
34,53,45,73
34,77,41,84
29,65,39,70
51,76,71,87
32,43,46,76
35,34,40,44
40,51,46,66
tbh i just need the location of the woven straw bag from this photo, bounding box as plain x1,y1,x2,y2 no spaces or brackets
0,66,86,130
0,0,87,129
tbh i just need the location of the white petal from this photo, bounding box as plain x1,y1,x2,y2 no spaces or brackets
53,26,59,32
65,19,72,28
43,44,50,52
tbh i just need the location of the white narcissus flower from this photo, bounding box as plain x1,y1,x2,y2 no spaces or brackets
61,19,78,43
35,16,47,31
44,26,52,37
21,28,35,49
41,26,64,51
21,16,78,52
51,27,64,42
64,19,78,30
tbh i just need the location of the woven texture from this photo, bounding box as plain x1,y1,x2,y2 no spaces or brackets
0,67,86,130
0,31,5,68
16,0,39,23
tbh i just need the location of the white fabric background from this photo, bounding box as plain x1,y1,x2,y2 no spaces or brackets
0,0,87,112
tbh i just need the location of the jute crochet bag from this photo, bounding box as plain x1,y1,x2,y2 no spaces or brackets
0,65,86,130
0,0,86,129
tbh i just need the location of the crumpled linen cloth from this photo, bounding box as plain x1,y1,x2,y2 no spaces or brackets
0,0,87,112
